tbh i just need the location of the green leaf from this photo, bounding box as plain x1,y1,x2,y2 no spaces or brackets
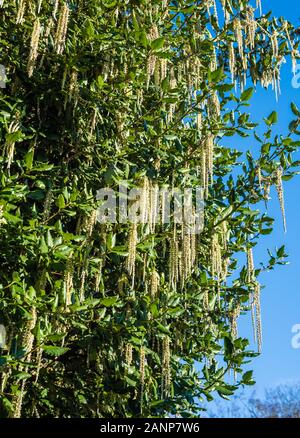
14,372,31,380
291,102,300,116
101,297,118,307
151,37,165,51
25,148,34,169
241,87,254,101
42,346,70,356
265,111,278,125
56,194,65,209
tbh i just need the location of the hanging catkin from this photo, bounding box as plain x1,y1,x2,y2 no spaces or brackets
271,32,279,59
54,2,69,54
233,18,244,58
125,343,133,367
52,0,60,18
146,24,159,88
254,281,262,352
37,0,42,14
275,166,287,232
139,346,146,412
16,0,26,24
5,119,21,170
27,19,41,77
79,268,87,303
150,270,159,299
245,6,257,50
256,166,262,190
85,209,97,237
162,336,171,398
201,133,214,197
38,18,54,69
230,303,240,340
229,42,236,84
182,230,192,282
64,256,74,306
0,206,6,226
212,0,219,28
13,307,37,418
169,226,179,289
246,247,254,283
256,0,262,15
211,234,222,280
208,92,220,118
149,182,159,233
126,223,138,284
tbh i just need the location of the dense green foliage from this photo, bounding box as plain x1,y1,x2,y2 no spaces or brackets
0,0,299,418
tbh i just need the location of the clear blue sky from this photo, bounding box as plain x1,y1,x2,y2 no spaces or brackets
209,0,300,412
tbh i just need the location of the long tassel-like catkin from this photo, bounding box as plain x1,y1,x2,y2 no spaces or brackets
246,247,254,283
12,307,37,418
54,2,69,54
139,346,145,413
275,166,287,232
162,337,171,398
27,18,41,77
16,0,26,24
126,223,138,285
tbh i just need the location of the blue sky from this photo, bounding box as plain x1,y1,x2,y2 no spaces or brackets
208,0,300,413
238,0,300,393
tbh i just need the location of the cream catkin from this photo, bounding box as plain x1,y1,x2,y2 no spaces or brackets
126,223,138,284
246,247,255,283
0,205,6,226
256,166,262,190
5,119,21,170
162,336,171,398
211,234,222,280
27,19,41,77
79,268,87,303
254,281,262,352
34,347,43,383
16,0,26,24
86,210,97,237
54,2,70,55
169,231,179,289
201,133,214,198
53,0,60,18
139,346,146,412
146,24,159,88
64,256,74,307
149,182,159,233
125,343,133,367
38,18,54,69
233,18,244,58
271,31,279,59
150,270,159,299
245,6,257,50
275,166,287,232
256,0,262,15
229,42,236,84
230,304,240,340
13,307,37,418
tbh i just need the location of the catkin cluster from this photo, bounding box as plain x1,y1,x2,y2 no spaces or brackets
162,337,171,398
54,2,69,55
27,18,41,77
